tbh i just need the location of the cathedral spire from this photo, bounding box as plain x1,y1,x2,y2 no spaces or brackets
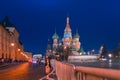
52,28,59,39
76,29,78,34
47,39,51,50
74,29,80,38
67,16,69,24
65,16,71,31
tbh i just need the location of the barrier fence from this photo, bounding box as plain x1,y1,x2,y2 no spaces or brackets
54,60,120,80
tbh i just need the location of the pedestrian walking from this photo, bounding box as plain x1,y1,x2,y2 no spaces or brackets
45,57,51,75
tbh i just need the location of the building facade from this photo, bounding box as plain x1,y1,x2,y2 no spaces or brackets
0,16,30,62
24,52,32,61
0,24,11,59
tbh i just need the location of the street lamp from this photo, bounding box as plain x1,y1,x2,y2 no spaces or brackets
10,43,15,62
108,53,112,59
11,43,15,47
18,48,20,51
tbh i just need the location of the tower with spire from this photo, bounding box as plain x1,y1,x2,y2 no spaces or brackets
46,39,52,57
62,17,72,48
52,30,59,49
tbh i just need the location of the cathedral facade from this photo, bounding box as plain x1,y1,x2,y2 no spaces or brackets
52,17,81,52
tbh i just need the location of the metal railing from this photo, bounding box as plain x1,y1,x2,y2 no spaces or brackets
54,60,120,80
55,60,76,80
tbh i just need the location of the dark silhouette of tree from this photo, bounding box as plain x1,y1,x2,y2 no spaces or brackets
64,46,72,61
56,45,64,60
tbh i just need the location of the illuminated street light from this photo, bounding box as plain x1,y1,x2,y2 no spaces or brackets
108,53,112,58
18,48,20,51
92,49,95,54
92,49,95,52
10,42,17,61
9,43,15,61
11,43,15,46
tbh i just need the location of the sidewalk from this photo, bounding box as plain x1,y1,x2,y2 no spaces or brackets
39,68,58,80
0,62,23,69
39,59,58,80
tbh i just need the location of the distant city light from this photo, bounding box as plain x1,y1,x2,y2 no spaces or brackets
32,60,37,63
108,54,112,58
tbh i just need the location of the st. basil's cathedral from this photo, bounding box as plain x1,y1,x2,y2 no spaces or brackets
52,17,81,53
46,17,84,56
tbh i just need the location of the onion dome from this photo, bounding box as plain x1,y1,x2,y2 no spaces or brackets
72,39,76,43
52,32,59,39
74,33,80,38
64,32,71,38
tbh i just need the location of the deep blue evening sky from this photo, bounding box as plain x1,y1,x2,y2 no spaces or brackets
0,0,120,54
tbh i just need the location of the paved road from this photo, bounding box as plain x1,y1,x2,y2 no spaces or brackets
0,62,46,80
